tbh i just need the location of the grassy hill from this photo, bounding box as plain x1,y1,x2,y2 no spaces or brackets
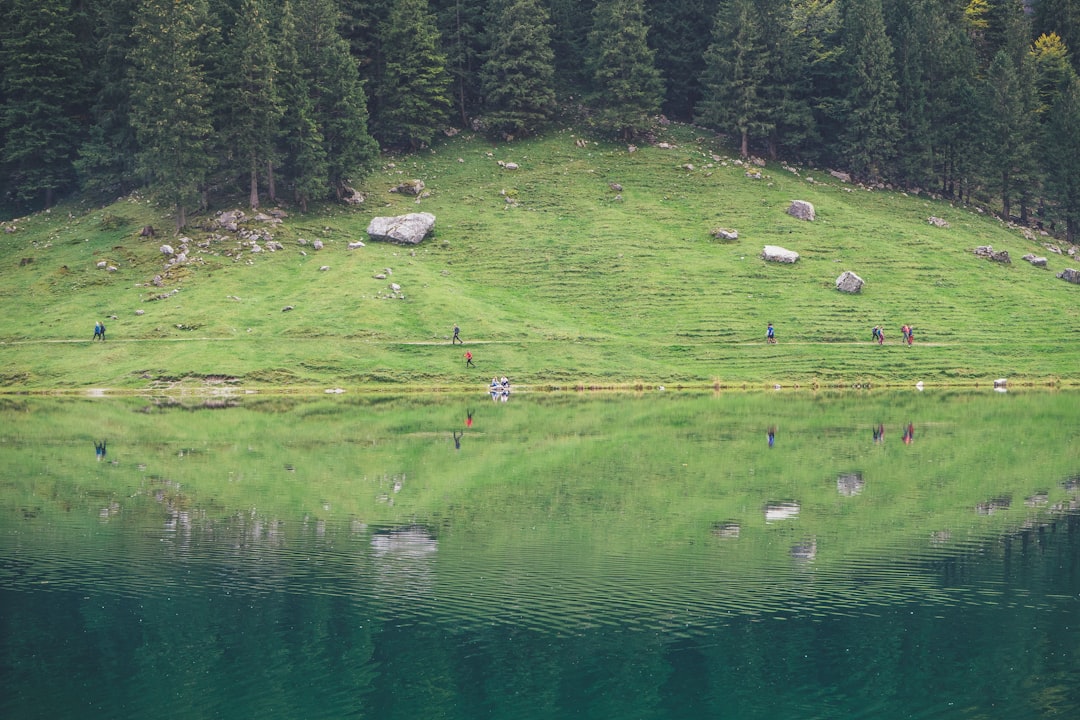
1,123,1078,392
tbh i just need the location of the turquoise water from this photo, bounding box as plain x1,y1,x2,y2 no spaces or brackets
1,391,1078,718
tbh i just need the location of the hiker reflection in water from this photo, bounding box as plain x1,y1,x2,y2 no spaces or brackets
453,430,463,451
94,440,107,461
903,423,914,445
873,424,885,444
767,426,776,447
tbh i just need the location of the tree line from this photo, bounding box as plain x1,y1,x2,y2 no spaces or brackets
1,0,1079,240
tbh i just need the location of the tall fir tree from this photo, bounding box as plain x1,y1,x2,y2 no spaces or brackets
981,49,1038,220
548,0,597,97
838,0,900,181
1034,0,1080,75
372,0,451,149
228,0,283,209
587,0,665,140
696,0,772,158
480,0,557,137
127,0,216,230
75,0,141,200
646,0,719,121
275,1,328,211
787,0,843,164
1042,69,1080,241
294,0,378,196
0,0,87,208
433,0,488,126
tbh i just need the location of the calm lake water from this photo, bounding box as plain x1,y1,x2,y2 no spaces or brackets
1,390,1078,719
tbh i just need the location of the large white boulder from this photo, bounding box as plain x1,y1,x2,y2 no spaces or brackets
366,213,436,245
762,245,800,263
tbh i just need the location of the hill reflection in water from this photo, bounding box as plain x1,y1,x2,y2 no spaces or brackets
1,390,1078,719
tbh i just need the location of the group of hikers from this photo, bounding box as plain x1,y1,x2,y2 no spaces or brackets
92,321,107,341
767,322,915,345
872,324,915,346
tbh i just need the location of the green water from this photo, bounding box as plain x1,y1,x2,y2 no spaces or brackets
1,390,1078,719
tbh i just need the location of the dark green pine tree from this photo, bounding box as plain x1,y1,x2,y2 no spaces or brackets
696,0,772,158
275,0,328,211
75,0,141,200
1031,31,1074,113
915,0,984,199
480,0,557,138
228,0,283,209
128,0,216,230
433,0,488,126
785,0,843,164
981,49,1038,220
587,0,665,140
838,0,900,181
1034,0,1080,75
646,0,719,121
0,0,87,208
372,0,451,149
885,0,933,186
548,0,597,97
756,0,812,160
293,0,377,198
1042,70,1080,242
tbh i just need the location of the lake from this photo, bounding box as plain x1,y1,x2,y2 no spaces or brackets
1,390,1078,719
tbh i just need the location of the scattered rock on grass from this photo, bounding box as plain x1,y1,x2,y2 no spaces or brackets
836,271,864,293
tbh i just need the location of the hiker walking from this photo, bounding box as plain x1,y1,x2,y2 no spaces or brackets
903,325,913,346
766,323,776,344
99,321,106,341
464,350,474,367
93,321,102,341
452,324,462,344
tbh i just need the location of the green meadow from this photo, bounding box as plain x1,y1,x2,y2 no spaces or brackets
2,123,1078,392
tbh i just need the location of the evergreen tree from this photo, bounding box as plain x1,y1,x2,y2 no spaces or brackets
294,0,378,196
838,0,900,180
372,0,451,149
228,0,283,209
75,0,141,200
276,1,327,211
1042,69,1080,242
548,0,597,97
696,0,772,157
0,0,86,208
981,48,1038,220
885,0,933,185
481,0,557,137
787,0,843,164
1031,32,1074,112
587,0,665,140
434,0,488,126
646,0,719,121
756,0,812,160
1034,0,1080,75
127,0,216,230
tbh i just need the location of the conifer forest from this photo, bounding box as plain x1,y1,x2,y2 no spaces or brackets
1,0,1079,239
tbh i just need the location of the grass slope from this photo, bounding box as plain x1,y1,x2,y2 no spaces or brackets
1,123,1078,391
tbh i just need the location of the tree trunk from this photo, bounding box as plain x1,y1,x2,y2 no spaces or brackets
249,167,260,210
175,203,187,231
1001,171,1010,220
741,129,749,158
45,187,54,209
267,160,276,202
1068,216,1076,245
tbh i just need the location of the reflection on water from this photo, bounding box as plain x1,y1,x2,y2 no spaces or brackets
0,391,1079,719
